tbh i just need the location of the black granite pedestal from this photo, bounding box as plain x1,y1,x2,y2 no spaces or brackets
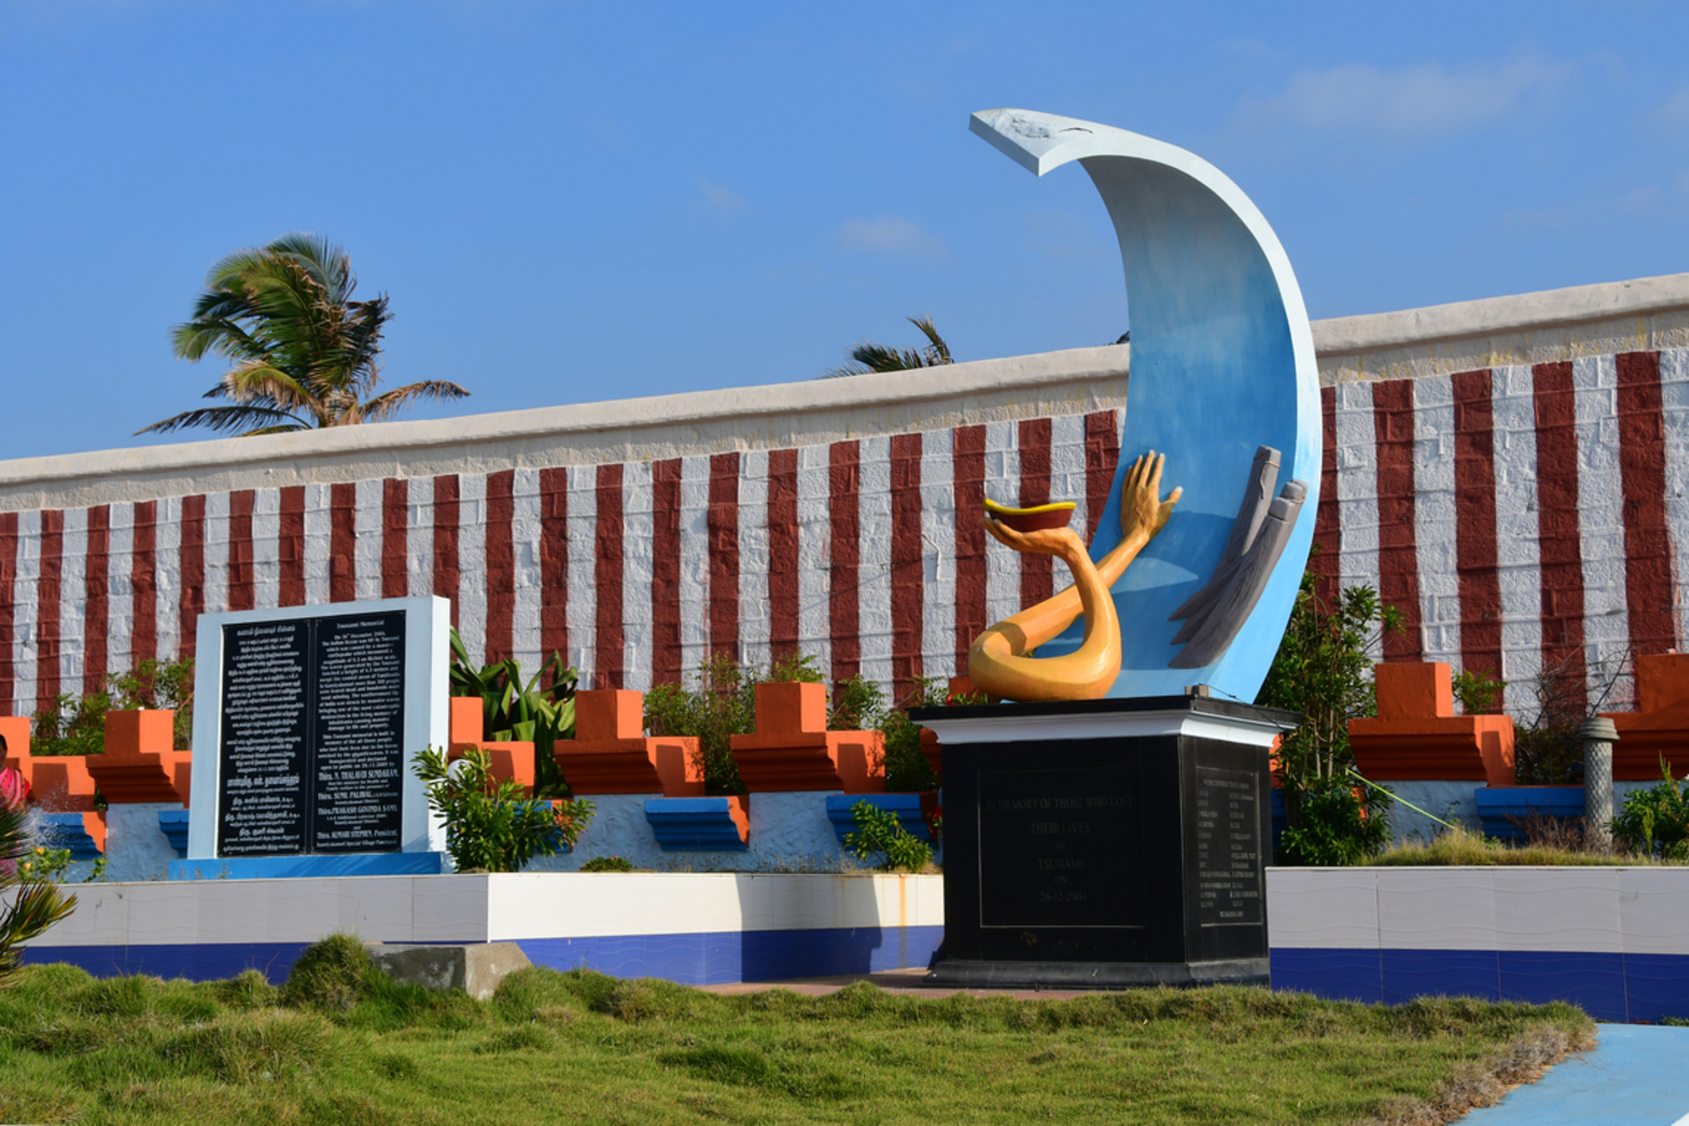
910,695,1296,990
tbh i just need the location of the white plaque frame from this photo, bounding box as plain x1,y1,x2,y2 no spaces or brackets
186,596,450,860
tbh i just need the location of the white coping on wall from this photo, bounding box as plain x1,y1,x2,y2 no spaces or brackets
1266,866,1689,956
19,872,945,949
4,270,1688,512
918,708,1292,747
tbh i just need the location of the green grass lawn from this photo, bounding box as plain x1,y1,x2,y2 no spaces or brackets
0,937,1593,1126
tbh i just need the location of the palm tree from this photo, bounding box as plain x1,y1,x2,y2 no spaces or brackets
139,234,469,437
825,315,953,378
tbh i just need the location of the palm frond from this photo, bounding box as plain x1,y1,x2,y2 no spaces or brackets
821,315,955,378
360,380,472,422
136,405,312,436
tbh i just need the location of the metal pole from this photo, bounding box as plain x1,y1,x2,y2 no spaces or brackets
1581,716,1618,852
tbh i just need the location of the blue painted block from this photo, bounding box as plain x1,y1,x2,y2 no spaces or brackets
1499,950,1628,1022
1623,953,1689,1023
825,794,930,843
1271,947,1382,1004
27,941,310,983
34,813,102,859
644,798,748,852
168,852,444,880
158,810,190,857
1382,948,1501,1004
1476,787,1583,840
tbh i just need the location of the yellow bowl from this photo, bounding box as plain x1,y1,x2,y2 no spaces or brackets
983,498,1076,532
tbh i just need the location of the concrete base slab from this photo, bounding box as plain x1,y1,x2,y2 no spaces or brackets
367,942,531,1001
924,957,1270,991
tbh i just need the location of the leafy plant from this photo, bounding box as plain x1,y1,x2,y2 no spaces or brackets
580,855,635,873
841,800,933,872
644,652,821,796
0,768,77,986
1256,570,1400,865
30,658,196,756
413,746,594,873
830,674,944,793
1453,667,1506,715
449,629,577,799
16,846,107,884
1611,759,1689,859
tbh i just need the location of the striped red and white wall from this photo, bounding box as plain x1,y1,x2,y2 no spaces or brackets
0,412,1126,717
3,274,1687,723
1310,350,1689,716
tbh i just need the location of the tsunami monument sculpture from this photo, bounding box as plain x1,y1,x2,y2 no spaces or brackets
916,110,1313,989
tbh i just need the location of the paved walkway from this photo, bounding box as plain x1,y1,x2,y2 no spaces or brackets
697,968,1096,1001
1462,1024,1689,1125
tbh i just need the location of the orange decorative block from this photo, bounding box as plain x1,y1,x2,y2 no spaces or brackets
3,754,99,812
1603,653,1689,780
730,681,885,793
554,689,702,795
448,697,537,793
0,715,29,760
1348,663,1514,786
87,711,192,804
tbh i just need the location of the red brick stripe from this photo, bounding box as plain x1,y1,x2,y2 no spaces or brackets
596,464,626,688
1018,418,1054,608
1084,411,1120,547
708,453,740,664
485,470,516,664
1533,361,1587,715
227,490,255,613
37,510,63,713
432,476,460,628
130,502,157,662
1616,351,1677,656
889,433,924,703
329,483,356,603
829,441,861,688
953,425,987,673
1313,386,1342,606
766,449,800,662
178,496,206,659
1373,380,1423,661
0,513,17,712
278,488,305,607
651,459,683,685
84,506,109,692
1452,370,1502,700
382,479,408,599
538,468,569,666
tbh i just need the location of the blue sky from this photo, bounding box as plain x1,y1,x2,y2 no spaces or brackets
3,1,1686,459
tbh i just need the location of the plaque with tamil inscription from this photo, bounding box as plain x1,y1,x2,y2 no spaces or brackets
215,610,408,857
1194,765,1263,926
977,767,1144,929
217,621,311,856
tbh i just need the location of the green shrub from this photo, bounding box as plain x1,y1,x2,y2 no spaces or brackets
1277,779,1392,867
580,855,635,872
645,652,821,796
31,658,196,756
842,800,932,872
281,934,376,1011
1611,760,1689,859
414,747,594,873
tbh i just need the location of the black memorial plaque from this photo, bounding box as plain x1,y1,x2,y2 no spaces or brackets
311,614,406,853
914,695,1288,990
978,768,1143,929
217,621,311,856
1194,765,1263,927
215,609,408,858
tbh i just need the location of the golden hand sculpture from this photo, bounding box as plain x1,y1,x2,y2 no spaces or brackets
968,452,1181,701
